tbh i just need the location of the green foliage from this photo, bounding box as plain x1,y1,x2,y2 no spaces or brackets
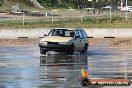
0,0,4,6
37,0,77,8
38,0,58,7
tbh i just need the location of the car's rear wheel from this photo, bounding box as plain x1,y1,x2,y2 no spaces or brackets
66,44,74,55
82,43,88,53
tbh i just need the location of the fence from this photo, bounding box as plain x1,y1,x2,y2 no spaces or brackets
0,28,132,39
0,9,132,26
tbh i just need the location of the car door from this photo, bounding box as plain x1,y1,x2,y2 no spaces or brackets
82,30,88,44
78,30,85,51
74,30,82,51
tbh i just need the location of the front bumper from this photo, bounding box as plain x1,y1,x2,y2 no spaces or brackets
39,43,71,52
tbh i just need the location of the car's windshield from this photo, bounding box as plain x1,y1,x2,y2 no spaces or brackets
48,29,74,37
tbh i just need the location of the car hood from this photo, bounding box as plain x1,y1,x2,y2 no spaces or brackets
40,36,73,42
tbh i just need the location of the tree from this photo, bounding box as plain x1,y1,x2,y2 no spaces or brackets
0,0,4,5
38,0,59,7
98,0,103,14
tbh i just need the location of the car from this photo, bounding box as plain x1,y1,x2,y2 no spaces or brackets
117,6,132,12
127,6,132,12
39,28,89,55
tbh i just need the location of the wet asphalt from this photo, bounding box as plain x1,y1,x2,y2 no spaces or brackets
0,45,132,88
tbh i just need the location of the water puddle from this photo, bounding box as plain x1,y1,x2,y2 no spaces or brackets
0,45,132,88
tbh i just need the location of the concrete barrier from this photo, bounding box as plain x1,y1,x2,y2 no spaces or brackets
0,28,50,39
83,28,132,38
0,28,132,39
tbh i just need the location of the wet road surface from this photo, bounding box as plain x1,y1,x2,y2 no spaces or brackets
0,45,132,88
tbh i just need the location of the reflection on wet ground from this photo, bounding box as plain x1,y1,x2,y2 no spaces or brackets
0,45,132,88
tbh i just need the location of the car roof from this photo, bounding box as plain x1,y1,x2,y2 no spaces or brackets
75,28,84,31
52,28,73,30
52,28,84,30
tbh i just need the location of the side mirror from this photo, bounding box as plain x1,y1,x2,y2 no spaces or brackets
44,34,47,37
75,36,80,38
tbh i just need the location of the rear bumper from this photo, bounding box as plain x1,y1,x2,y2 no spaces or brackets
39,43,71,52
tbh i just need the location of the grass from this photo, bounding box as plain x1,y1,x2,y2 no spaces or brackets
0,16,132,29
0,1,132,29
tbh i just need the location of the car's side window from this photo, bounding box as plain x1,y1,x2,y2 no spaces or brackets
82,30,87,38
78,30,84,39
75,30,80,37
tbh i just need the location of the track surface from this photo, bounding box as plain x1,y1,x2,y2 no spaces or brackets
0,45,132,88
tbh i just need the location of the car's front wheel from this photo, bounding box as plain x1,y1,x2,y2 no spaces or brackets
66,44,74,55
40,48,46,55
